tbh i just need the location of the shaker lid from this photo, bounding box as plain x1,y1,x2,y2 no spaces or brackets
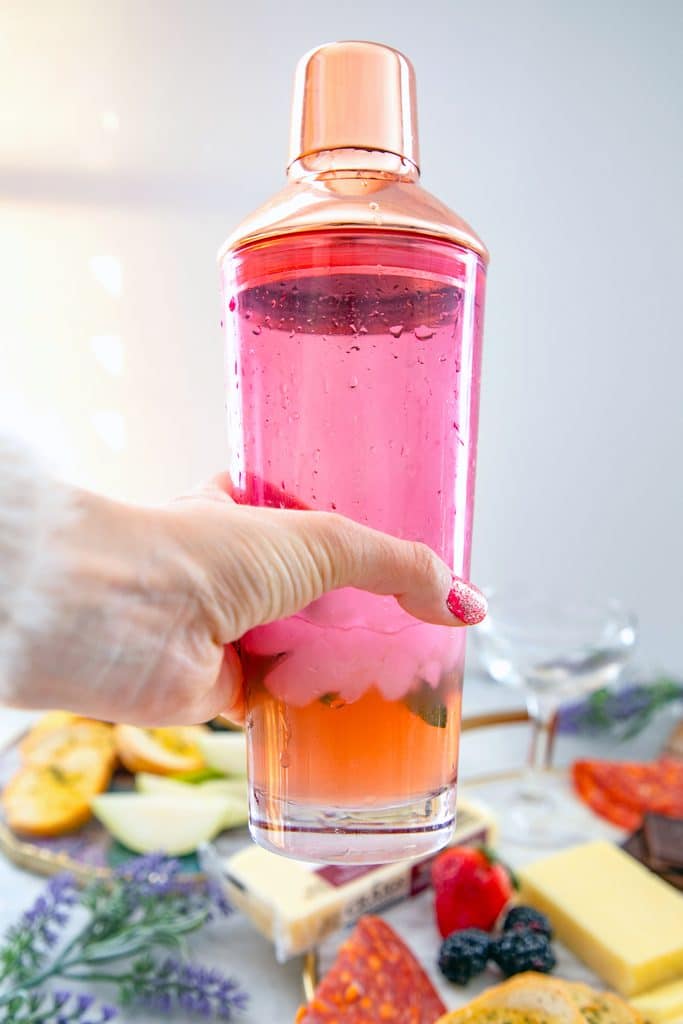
288,41,420,171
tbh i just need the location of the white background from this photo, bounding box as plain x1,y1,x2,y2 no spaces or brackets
1,0,682,669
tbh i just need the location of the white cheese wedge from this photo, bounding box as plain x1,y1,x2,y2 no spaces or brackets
519,841,683,997
631,978,683,1023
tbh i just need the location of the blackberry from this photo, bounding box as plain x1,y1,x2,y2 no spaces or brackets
502,905,553,940
492,930,556,977
438,928,492,985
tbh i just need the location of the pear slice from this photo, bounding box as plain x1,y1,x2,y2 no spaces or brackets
135,772,246,801
91,793,230,855
195,731,247,777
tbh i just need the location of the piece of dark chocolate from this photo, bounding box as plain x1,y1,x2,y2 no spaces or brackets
643,812,683,871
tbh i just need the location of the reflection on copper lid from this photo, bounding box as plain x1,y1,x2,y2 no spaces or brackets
288,41,419,171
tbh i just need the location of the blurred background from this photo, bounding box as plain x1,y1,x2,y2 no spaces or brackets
1,0,681,671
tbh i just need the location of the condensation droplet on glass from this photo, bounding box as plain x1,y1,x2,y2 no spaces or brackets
331,501,337,510
245,310,251,319
252,325,261,335
349,376,358,389
228,297,236,312
389,325,403,338
414,324,434,340
359,326,368,334
439,354,447,362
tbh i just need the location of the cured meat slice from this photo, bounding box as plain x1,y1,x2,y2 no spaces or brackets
296,916,446,1023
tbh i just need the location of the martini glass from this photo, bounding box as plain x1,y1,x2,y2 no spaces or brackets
474,590,637,845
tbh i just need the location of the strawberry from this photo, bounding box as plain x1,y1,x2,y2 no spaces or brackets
432,846,514,938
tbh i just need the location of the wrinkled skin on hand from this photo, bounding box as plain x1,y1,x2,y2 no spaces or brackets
8,475,484,725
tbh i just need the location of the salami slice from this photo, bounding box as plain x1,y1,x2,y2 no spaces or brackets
296,916,447,1023
573,757,683,829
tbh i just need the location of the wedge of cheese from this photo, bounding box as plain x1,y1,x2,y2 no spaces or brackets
519,841,683,997
631,979,683,1023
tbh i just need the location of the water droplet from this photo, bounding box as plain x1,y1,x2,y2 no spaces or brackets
349,376,358,389
414,324,434,340
245,310,251,320
228,297,236,312
439,354,447,362
359,326,368,334
280,750,291,768
220,320,224,328
369,202,379,211
348,344,360,353
389,324,404,338
252,325,262,335
331,501,337,510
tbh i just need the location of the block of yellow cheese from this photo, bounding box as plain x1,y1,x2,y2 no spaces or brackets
519,841,683,997
631,978,683,1023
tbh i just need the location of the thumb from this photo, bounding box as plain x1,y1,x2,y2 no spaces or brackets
299,511,487,627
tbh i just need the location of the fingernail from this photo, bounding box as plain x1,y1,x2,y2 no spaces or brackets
446,577,488,624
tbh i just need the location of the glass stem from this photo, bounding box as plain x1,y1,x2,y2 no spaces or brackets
521,691,552,800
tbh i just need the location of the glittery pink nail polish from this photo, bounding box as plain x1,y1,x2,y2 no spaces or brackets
446,578,487,624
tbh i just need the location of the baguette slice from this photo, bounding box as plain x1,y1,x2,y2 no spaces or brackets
565,980,643,1024
3,757,113,837
22,721,116,773
438,974,585,1024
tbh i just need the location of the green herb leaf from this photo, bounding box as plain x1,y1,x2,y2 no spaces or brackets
405,683,448,728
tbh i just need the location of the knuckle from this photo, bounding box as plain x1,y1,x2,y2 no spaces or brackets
411,541,439,581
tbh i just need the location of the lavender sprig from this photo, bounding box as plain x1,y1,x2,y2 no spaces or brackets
3,988,117,1023
0,854,246,1021
557,677,683,740
1,874,77,983
100,954,247,1020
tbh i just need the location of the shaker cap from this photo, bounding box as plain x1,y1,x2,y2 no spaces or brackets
288,41,420,171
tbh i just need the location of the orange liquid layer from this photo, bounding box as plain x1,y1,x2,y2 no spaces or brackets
247,684,462,807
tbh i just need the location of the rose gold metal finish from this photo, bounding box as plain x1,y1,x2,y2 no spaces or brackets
218,40,489,265
218,176,489,263
289,41,419,171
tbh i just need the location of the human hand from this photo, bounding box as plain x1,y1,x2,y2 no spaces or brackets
10,476,486,725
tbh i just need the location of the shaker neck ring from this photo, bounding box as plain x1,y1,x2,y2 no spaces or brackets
287,148,420,183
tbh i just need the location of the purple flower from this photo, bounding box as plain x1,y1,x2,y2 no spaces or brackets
115,852,183,898
134,955,247,1019
205,878,233,917
6,871,77,971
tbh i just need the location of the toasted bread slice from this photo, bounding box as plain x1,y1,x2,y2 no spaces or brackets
453,974,585,1024
3,757,113,837
114,725,205,775
437,1010,568,1024
22,721,116,773
19,711,81,753
565,981,643,1024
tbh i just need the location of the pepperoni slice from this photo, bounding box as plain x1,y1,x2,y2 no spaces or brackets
295,916,446,1023
573,757,683,829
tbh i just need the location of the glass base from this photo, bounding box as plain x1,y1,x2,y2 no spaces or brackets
248,786,456,864
499,790,587,848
